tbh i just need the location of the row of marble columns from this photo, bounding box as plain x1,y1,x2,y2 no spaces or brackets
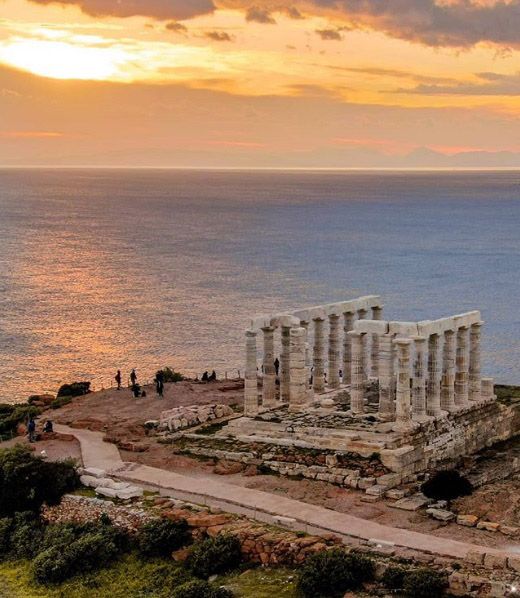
348,321,489,428
244,305,383,415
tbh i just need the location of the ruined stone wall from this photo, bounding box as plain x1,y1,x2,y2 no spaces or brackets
381,400,520,476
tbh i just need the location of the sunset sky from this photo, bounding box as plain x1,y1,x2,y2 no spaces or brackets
1,0,519,167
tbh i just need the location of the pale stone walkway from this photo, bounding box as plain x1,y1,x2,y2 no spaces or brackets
57,424,510,562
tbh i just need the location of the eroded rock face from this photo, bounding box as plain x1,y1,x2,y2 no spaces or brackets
213,460,244,475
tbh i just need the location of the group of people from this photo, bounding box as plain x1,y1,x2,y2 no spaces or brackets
27,417,53,443
200,370,217,382
114,368,164,398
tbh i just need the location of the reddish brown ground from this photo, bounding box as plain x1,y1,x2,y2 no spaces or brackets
4,381,518,551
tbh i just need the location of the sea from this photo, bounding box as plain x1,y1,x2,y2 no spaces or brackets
0,168,519,402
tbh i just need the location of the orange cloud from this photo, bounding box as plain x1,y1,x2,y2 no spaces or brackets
0,130,64,138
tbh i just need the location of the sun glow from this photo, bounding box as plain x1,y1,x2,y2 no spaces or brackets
0,38,127,80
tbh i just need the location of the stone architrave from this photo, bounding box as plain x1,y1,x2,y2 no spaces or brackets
371,305,383,378
244,330,259,416
328,314,341,389
289,327,308,412
469,322,482,401
394,338,413,430
342,311,355,385
348,331,365,414
426,334,442,417
440,329,456,412
455,327,469,408
280,326,291,402
357,309,368,380
313,317,326,393
378,333,396,421
261,327,276,409
411,336,427,421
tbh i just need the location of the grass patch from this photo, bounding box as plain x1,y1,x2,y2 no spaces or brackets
217,567,297,598
495,385,520,405
72,487,97,498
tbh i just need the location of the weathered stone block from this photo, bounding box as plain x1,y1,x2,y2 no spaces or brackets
483,552,508,569
477,520,500,532
426,508,455,522
457,514,478,527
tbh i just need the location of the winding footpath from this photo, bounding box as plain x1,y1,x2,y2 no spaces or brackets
57,424,514,563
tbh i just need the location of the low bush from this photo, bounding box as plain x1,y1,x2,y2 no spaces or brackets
50,396,72,410
403,568,447,598
170,579,233,598
297,549,374,597
9,512,44,559
0,517,13,556
0,445,79,517
0,404,40,440
185,535,242,579
381,565,406,590
421,470,473,502
57,382,90,398
159,368,185,384
32,528,124,585
138,518,191,558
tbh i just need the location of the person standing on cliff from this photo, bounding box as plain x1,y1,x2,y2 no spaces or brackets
130,369,137,386
115,370,122,390
27,417,36,443
274,358,280,376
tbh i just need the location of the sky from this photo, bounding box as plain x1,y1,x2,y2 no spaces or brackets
0,0,519,167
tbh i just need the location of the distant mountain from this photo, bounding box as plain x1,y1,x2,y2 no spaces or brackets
402,147,520,168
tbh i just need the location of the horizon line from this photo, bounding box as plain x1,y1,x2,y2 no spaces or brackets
1,165,519,172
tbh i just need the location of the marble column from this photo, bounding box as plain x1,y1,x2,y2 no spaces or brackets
280,326,291,403
455,326,469,408
371,305,383,378
412,336,427,421
378,333,396,421
357,309,368,380
342,311,355,385
440,329,456,412
289,327,308,412
394,338,413,430
348,331,365,414
261,327,276,409
301,320,313,401
481,377,494,400
469,322,482,402
426,334,442,417
312,317,325,394
328,314,341,389
244,330,259,416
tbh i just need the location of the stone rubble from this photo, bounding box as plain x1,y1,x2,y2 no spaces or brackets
158,404,234,432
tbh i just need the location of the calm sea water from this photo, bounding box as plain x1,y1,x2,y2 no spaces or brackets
0,168,519,402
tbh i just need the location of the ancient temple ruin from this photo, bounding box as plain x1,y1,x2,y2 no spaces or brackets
222,295,516,482
243,295,494,425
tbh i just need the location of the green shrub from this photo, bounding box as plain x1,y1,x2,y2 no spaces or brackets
57,382,90,398
297,549,374,597
10,513,44,558
185,535,242,579
138,518,191,558
382,565,406,590
421,470,473,502
170,579,233,598
403,568,447,598
0,446,79,517
0,404,40,440
0,517,13,555
32,546,72,584
33,529,124,585
50,396,72,410
159,368,185,384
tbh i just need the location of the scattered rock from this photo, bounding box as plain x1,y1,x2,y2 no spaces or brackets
476,520,500,532
426,508,455,522
457,514,479,527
